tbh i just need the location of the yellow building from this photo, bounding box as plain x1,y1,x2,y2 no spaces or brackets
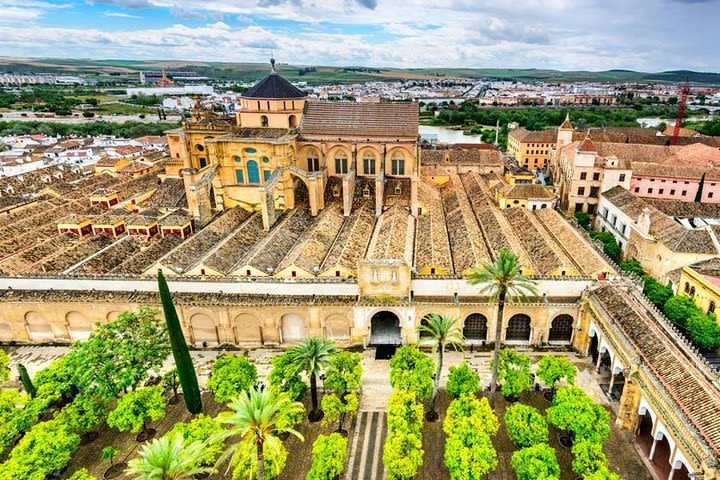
507,123,560,171
679,259,720,316
167,59,419,229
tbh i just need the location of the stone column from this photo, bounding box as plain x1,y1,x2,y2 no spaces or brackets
595,352,603,372
667,467,676,480
649,438,658,461
607,371,616,397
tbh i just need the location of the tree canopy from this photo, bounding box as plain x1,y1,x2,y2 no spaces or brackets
389,346,435,400
207,354,258,404
510,443,560,480
504,403,549,447
446,362,481,398
107,386,167,434
536,356,577,390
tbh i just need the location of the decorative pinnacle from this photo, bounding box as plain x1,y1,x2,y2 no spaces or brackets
270,53,276,74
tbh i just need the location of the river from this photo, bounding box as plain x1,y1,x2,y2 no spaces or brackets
419,125,485,144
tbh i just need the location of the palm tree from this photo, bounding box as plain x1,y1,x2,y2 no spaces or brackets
419,314,464,421
287,337,336,421
465,249,538,405
215,387,304,480
126,435,210,480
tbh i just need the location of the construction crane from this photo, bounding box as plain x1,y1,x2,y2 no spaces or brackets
671,77,691,145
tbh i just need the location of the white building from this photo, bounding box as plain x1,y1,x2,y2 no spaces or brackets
126,85,214,96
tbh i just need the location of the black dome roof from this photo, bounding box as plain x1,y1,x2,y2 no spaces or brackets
243,73,306,99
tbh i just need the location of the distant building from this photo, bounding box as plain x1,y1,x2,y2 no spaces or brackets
126,85,214,96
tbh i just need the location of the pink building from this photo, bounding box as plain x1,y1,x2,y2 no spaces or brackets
628,143,720,204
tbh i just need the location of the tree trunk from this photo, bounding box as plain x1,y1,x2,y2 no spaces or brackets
310,373,318,413
490,287,507,407
431,345,443,413
256,438,265,480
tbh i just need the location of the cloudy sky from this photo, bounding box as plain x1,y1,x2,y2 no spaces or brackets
0,0,718,71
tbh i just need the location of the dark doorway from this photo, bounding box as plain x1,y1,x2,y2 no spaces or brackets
370,311,402,346
549,314,574,343
506,314,531,342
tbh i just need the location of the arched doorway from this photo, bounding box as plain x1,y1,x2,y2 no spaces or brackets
506,314,531,343
548,314,574,344
463,313,488,342
293,177,310,205
324,314,349,341
589,333,599,364
370,311,401,346
190,313,219,347
281,313,306,343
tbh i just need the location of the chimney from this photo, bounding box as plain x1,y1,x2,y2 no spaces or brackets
637,207,651,236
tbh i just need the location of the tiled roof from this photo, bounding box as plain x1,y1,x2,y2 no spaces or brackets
603,186,718,255
508,127,557,143
647,198,720,218
421,148,501,166
243,73,306,99
500,184,555,200
300,102,419,138
592,284,720,455
578,137,597,152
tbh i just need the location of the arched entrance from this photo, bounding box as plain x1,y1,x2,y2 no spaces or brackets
589,334,599,364
548,314,574,344
506,314,531,343
281,313,306,343
293,177,310,205
463,313,488,342
190,313,219,347
370,311,401,346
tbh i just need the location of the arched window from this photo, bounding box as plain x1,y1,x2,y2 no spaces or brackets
363,154,376,175
289,114,297,128
307,153,320,172
684,282,690,293
247,160,260,184
690,286,696,296
391,155,405,175
260,115,269,127
335,153,348,175
710,301,716,314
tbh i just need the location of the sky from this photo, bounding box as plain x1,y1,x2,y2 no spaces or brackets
0,0,719,72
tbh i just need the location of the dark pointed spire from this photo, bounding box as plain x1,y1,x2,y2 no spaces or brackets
270,53,276,75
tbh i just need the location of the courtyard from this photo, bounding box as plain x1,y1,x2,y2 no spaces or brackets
2,344,656,480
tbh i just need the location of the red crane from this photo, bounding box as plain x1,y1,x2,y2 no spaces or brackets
671,77,691,146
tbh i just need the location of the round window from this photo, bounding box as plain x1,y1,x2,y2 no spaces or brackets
262,156,270,163
196,144,205,152
244,147,257,154
233,156,242,163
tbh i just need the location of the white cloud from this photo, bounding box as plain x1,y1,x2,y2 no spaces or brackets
0,0,718,71
104,11,142,18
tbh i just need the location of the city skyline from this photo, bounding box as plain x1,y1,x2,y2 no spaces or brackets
0,0,719,72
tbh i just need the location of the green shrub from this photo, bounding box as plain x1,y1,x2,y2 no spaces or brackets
445,427,497,480
444,394,498,438
663,295,702,329
1,420,80,479
446,362,480,398
504,404,549,447
389,346,434,400
387,389,423,435
510,444,560,480
583,466,621,480
495,349,533,400
68,468,96,480
547,386,610,444
383,430,424,480
306,433,348,480
207,354,258,404
107,386,166,434
687,313,720,350
167,414,224,467
575,211,591,230
268,352,307,402
536,356,576,391
572,440,608,477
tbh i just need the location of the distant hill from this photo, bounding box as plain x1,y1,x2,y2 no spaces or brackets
1,57,718,85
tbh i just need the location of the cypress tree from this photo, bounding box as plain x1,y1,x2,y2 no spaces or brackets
157,270,202,414
695,173,706,203
17,363,36,398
